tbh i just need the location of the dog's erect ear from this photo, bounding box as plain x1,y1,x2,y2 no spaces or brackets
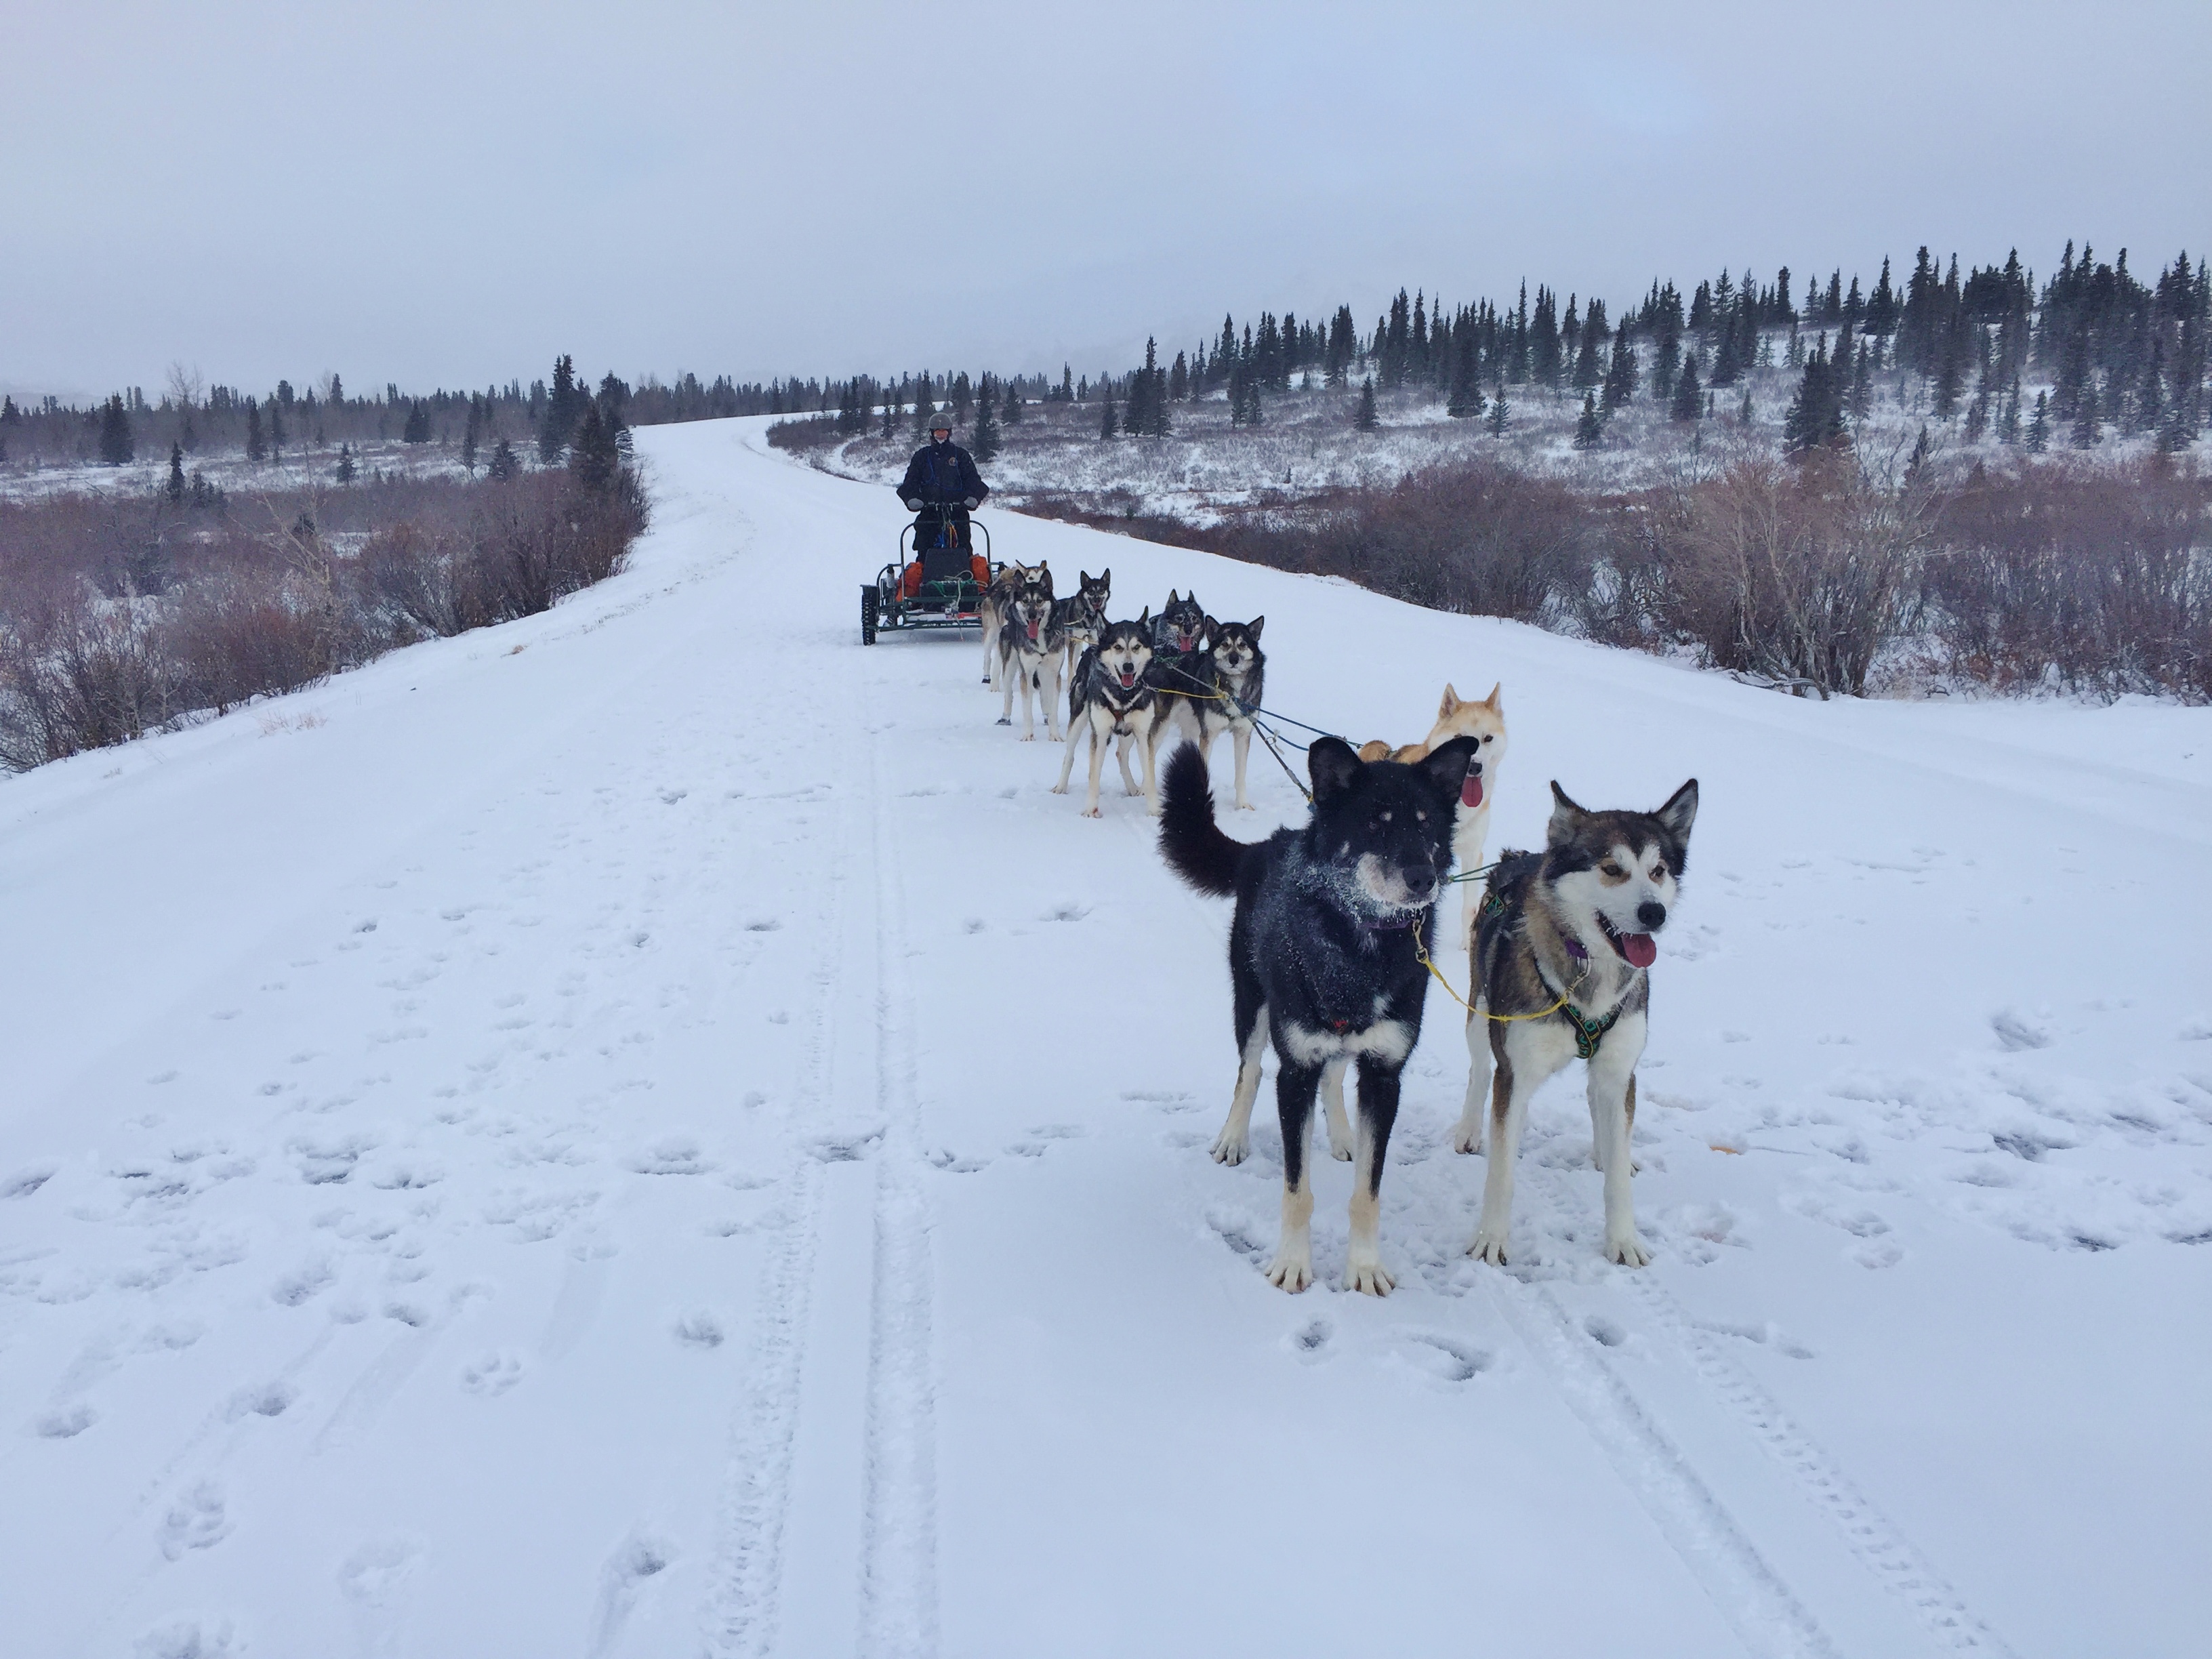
1099,568,1111,588
1137,605,1150,625
1420,735,1478,798
1307,737,1362,804
1245,615,1263,640
1080,570,1091,585
1165,589,1179,605
1656,779,1700,846
1549,781,1590,844
1439,683,1460,719
1483,681,1502,710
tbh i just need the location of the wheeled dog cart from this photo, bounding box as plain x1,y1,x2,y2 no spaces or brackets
861,516,998,644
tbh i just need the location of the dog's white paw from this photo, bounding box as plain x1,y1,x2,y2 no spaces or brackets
1210,1130,1248,1165
1237,800,1256,812
1265,1250,1313,1292
995,717,1011,726
1081,807,1101,819
1049,782,1069,795
1603,1231,1652,1268
1469,1227,1511,1266
1020,733,1036,743
1146,803,1164,818
1345,1256,1395,1296
1450,1116,1484,1155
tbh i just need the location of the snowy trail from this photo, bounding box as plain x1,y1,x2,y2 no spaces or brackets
3,416,2208,1658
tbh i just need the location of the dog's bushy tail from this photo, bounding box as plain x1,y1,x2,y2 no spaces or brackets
1159,743,1245,897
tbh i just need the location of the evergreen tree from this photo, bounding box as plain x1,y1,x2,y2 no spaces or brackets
268,398,285,461
166,442,186,503
462,396,482,472
1573,391,1603,449
1669,354,1703,422
488,438,520,480
970,375,1002,462
570,403,621,494
880,392,897,439
1999,376,2022,445
1003,375,1022,425
1355,376,1379,432
1099,395,1118,440
540,353,579,463
336,444,356,485
1570,300,1605,390
1601,321,1637,413
2070,380,2101,448
2026,391,2050,453
1738,388,1755,423
1486,382,1510,436
1446,329,1483,417
403,401,432,444
1168,352,1188,402
245,398,265,463
913,370,935,435
951,372,973,422
1905,424,1933,489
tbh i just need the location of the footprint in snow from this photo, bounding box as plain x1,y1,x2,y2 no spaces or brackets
2,1164,56,1199
673,1310,724,1349
925,1149,990,1174
33,1402,98,1438
628,1137,710,1176
225,1382,298,1419
159,1479,232,1559
461,1351,527,1396
1042,902,1090,922
1288,1318,1333,1361
135,1616,242,1659
1391,1332,1494,1385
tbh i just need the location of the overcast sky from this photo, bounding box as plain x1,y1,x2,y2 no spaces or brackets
5,0,2207,403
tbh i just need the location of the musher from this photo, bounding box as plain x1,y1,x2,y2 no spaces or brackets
895,413,989,596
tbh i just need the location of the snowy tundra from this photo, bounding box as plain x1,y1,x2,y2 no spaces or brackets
1,415,2207,1659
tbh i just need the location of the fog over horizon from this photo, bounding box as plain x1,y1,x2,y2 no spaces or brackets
5,0,2207,404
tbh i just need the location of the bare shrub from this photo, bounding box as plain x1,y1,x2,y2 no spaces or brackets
1922,455,2210,699
766,415,842,453
0,603,176,769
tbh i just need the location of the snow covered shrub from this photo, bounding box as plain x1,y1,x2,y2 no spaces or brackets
0,604,176,769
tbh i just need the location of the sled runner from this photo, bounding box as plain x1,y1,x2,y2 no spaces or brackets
861,514,998,644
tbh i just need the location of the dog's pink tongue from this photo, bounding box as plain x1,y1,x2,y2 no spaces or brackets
1619,932,1658,968
1460,775,1484,808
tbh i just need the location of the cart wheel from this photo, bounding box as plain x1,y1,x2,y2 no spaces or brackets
860,586,879,645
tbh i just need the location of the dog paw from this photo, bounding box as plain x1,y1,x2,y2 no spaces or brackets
1345,1256,1395,1296
1020,734,1035,743
1603,1231,1653,1268
1210,1130,1249,1165
1237,800,1256,812
1049,782,1067,795
1450,1117,1483,1155
1469,1227,1511,1266
1265,1251,1313,1292
995,717,1010,726
1081,807,1101,819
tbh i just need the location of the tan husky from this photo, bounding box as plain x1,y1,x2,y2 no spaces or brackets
1357,682,1507,946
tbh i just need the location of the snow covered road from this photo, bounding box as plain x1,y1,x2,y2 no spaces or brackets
3,416,2208,1658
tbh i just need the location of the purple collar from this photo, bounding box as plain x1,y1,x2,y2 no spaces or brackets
1563,937,1590,960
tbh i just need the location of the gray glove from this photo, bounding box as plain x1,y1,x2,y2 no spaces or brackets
905,497,922,510
962,495,979,510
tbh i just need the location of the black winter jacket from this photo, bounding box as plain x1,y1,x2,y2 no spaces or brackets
896,440,988,509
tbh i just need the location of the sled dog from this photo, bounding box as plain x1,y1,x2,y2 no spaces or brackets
996,569,1066,740
1151,589,1207,658
1358,684,1508,945
1454,779,1698,1269
1052,616,1158,816
981,560,1049,687
1149,615,1267,813
1160,733,1479,1296
1053,569,1111,685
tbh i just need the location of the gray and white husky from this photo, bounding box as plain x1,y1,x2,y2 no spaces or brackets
995,568,1065,741
1052,615,1157,816
1053,569,1111,687
1454,779,1699,1269
981,560,1048,688
1149,615,1265,813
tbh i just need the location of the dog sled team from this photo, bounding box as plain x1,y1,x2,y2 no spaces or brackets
901,421,1702,1300
971,557,1700,1298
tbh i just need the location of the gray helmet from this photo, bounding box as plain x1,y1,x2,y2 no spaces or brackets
926,412,953,433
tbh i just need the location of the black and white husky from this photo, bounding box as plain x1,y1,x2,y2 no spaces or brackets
995,568,1065,741
1052,616,1157,816
1454,779,1699,1268
1149,615,1265,813
1160,733,1479,1296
